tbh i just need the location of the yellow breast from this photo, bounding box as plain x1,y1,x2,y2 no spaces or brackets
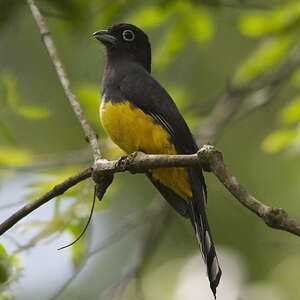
100,99,192,199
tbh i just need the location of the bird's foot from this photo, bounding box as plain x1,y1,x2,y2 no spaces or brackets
115,151,140,172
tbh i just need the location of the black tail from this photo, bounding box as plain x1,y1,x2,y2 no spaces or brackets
189,168,222,298
146,168,221,297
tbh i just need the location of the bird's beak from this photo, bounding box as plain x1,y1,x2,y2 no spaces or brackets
93,30,117,46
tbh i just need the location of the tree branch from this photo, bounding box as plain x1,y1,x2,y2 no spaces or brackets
199,145,300,236
27,0,101,161
0,167,92,235
2,145,299,237
93,146,300,237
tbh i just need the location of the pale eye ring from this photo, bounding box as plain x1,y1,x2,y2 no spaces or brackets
122,29,135,42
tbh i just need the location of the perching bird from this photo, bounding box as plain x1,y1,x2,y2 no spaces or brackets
93,23,221,297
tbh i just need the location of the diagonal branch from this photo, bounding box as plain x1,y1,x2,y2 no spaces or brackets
198,42,300,143
199,145,300,237
0,167,92,235
27,0,101,161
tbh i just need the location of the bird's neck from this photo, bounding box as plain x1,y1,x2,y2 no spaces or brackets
105,49,151,73
102,58,130,85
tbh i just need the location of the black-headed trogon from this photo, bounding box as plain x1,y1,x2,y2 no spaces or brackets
93,23,221,297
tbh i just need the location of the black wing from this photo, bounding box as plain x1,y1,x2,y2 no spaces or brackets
119,65,198,155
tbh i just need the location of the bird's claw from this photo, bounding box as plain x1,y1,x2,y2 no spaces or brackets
116,151,139,171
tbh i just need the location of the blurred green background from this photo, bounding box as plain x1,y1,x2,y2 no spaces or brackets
1,0,300,299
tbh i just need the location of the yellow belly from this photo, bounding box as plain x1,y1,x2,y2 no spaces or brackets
100,100,192,199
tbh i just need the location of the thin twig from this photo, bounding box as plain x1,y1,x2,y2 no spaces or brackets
27,0,101,161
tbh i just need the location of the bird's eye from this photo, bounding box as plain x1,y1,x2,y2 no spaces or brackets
122,30,135,42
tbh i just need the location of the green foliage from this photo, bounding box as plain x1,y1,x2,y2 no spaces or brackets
3,1,300,299
76,83,100,125
262,128,298,153
16,106,49,120
21,168,111,268
27,166,84,199
1,74,50,120
187,6,214,43
129,1,214,70
0,245,11,284
129,5,171,28
239,2,300,37
236,2,300,84
261,89,300,153
280,95,300,124
0,147,32,167
154,22,187,69
0,73,50,144
0,244,20,299
234,34,296,83
68,221,88,267
237,1,300,153
0,290,14,300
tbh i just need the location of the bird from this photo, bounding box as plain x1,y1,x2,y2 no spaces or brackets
93,23,221,297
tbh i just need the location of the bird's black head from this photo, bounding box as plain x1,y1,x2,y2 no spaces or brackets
93,23,151,73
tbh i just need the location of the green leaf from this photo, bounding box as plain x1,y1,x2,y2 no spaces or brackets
173,1,214,42
262,128,298,153
0,147,32,166
280,96,300,124
129,5,170,29
187,7,214,42
1,73,49,120
239,13,268,37
27,166,83,199
153,23,187,70
235,34,296,83
239,3,300,37
16,106,50,120
0,245,11,284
